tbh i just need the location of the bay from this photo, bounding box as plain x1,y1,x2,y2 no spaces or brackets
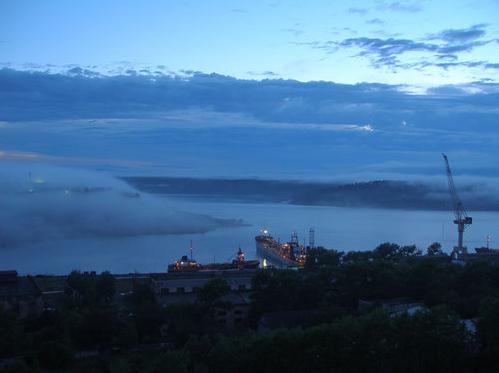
1,195,498,274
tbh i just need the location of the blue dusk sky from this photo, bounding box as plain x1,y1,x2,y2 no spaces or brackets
1,0,498,86
0,0,498,180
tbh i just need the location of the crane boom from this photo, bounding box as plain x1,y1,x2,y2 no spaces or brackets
442,154,467,221
442,153,472,256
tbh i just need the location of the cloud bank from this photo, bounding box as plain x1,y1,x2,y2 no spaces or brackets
0,164,243,248
299,24,497,71
1,67,499,180
1,67,498,129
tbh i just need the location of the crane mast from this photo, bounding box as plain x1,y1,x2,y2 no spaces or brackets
442,154,472,256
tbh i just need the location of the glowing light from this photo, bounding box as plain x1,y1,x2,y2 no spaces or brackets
359,124,374,132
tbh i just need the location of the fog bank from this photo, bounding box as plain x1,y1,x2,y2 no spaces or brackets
0,164,243,248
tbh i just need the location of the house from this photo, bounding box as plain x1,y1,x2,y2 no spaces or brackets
0,271,43,318
213,292,251,328
150,269,255,306
358,297,425,317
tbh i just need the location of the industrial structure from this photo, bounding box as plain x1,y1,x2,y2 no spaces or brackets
255,229,310,268
168,245,259,272
309,228,315,249
442,153,472,257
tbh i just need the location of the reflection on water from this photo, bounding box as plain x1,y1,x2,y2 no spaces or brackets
2,195,498,274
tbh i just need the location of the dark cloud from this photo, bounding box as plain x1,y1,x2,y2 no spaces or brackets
436,54,459,61
377,1,422,13
428,61,499,70
437,40,489,54
247,70,280,77
67,66,102,77
340,37,437,58
303,23,494,70
1,67,498,135
125,69,138,76
1,68,499,184
366,18,385,25
282,28,305,37
428,24,488,43
337,36,489,65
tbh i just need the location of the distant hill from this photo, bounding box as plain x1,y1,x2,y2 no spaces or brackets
122,177,499,211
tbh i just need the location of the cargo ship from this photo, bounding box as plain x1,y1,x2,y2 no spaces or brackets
168,246,259,272
255,229,307,268
475,247,499,254
474,235,499,255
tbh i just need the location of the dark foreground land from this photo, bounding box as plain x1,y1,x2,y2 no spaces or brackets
123,177,499,211
2,242,499,372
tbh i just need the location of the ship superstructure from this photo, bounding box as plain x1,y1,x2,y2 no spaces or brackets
168,245,259,273
255,229,308,268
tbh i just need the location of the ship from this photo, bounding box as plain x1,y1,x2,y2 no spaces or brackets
255,229,307,268
168,255,201,272
168,246,259,272
475,247,499,254
474,235,499,255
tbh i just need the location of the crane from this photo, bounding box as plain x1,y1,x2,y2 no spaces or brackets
442,153,472,257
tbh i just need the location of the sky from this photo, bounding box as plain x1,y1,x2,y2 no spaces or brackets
1,0,498,87
1,0,499,268
0,0,498,180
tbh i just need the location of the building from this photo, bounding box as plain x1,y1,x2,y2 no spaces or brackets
214,292,251,328
0,271,43,318
358,297,425,317
151,269,256,305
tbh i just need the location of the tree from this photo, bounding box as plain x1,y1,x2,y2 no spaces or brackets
130,283,156,307
67,270,97,306
305,247,343,269
196,278,230,305
96,271,116,302
152,350,191,373
477,296,499,364
398,244,422,257
427,242,443,256
0,306,18,358
70,307,120,349
163,304,206,346
374,242,400,260
391,307,470,372
342,250,373,263
37,341,72,369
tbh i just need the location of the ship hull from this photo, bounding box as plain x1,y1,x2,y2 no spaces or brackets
255,236,298,268
168,259,259,273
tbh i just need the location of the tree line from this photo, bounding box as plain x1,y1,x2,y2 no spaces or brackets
1,242,499,372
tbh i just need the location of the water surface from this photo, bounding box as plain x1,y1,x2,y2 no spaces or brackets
2,196,498,274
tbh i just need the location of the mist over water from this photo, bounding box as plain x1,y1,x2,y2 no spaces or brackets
0,164,243,249
2,192,498,275
4,118,499,256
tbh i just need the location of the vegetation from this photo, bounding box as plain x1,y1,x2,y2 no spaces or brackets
2,244,499,372
124,177,499,211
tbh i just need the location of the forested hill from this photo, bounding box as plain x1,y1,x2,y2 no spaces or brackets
122,177,499,211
